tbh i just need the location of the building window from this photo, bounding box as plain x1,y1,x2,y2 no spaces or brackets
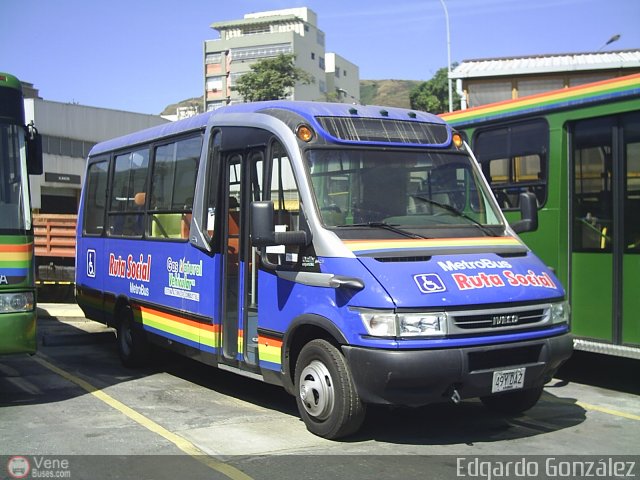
207,102,225,112
205,53,222,64
242,25,270,35
317,31,325,46
229,72,244,87
311,52,315,60
517,78,564,97
42,135,95,159
206,76,224,92
319,56,325,70
468,81,512,107
231,43,292,61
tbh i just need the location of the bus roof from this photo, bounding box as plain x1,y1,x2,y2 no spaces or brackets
441,73,640,128
0,72,23,91
89,101,448,157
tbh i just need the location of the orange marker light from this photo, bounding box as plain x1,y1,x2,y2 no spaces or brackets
452,133,464,149
296,124,314,142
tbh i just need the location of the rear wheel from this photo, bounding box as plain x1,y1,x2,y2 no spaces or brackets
117,305,148,368
294,339,366,439
480,385,544,414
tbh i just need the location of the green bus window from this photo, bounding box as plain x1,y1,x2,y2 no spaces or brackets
572,117,614,252
107,148,149,237
624,113,640,252
474,120,548,210
83,160,108,235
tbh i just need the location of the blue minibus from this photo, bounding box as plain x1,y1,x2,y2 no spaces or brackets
76,101,572,438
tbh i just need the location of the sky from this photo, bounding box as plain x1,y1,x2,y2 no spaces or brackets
2,0,639,115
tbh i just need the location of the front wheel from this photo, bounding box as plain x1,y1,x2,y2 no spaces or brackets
480,385,544,414
295,339,366,439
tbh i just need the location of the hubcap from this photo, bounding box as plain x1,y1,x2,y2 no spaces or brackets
299,360,334,420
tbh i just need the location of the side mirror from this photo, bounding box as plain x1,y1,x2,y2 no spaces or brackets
511,192,538,234
26,124,43,175
250,201,308,247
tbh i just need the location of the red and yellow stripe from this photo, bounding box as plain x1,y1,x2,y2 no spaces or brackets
344,236,521,254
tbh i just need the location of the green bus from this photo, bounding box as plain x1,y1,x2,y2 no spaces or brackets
0,72,43,354
442,74,640,359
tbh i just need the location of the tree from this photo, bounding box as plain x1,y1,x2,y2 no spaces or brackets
409,65,461,114
235,53,313,102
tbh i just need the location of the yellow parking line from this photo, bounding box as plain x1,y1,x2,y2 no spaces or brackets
576,401,640,421
33,354,253,480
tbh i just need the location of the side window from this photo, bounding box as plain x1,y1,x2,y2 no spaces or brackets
572,117,613,252
107,148,149,237
474,120,548,210
149,135,202,239
83,159,108,235
263,141,303,265
269,141,301,232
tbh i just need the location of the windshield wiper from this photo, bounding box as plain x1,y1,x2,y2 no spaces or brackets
336,222,429,239
410,195,500,237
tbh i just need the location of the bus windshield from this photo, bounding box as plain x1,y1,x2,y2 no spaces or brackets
308,148,504,236
0,123,30,231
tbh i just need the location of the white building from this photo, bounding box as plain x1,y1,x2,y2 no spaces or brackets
204,7,360,110
24,98,168,212
450,49,640,109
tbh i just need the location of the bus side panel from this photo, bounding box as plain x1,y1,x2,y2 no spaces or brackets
255,257,395,372
96,238,220,352
571,253,613,341
75,235,106,325
623,255,640,346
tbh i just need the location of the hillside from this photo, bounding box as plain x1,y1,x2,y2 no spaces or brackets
360,80,421,109
162,79,423,115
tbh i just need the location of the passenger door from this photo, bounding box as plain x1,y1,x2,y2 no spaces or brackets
220,149,264,368
570,112,640,349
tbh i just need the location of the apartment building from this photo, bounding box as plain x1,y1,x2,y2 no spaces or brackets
204,7,359,110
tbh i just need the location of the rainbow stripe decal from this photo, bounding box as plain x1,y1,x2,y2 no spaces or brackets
344,236,522,255
0,237,33,287
138,305,219,353
441,73,640,127
257,334,282,367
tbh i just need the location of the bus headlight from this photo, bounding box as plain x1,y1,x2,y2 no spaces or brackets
550,301,570,325
399,313,447,336
357,310,448,337
0,292,35,313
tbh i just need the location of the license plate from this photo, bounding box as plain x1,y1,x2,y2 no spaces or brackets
491,367,526,393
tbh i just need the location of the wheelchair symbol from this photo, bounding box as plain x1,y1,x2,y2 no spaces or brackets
413,273,446,294
87,249,96,278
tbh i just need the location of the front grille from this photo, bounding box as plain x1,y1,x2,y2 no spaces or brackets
453,309,546,330
468,345,542,371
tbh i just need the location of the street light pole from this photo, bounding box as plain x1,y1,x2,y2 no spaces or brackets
439,0,453,112
598,34,621,52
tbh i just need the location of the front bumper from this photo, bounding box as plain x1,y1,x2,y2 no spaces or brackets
342,332,573,406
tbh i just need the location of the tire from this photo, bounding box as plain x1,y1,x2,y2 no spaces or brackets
480,385,544,414
117,305,148,368
294,339,366,439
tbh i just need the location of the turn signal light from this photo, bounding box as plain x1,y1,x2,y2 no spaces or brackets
452,132,464,149
296,124,314,142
